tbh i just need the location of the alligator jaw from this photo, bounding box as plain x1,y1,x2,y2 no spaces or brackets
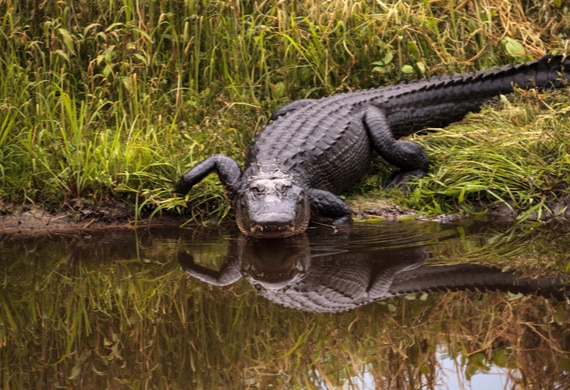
241,234,311,291
238,210,309,238
249,218,297,238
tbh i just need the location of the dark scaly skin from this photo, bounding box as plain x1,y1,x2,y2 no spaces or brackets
176,55,570,238
178,234,568,313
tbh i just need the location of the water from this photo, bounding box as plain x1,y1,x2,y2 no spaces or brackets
1,220,569,389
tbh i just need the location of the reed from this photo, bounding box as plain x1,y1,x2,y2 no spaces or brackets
0,0,568,222
402,89,570,220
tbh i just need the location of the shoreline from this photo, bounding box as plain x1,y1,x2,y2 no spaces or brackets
2,196,568,237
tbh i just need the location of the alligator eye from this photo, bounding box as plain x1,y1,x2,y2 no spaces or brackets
275,183,287,193
250,184,264,194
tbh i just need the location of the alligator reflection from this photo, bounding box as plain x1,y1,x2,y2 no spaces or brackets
179,230,567,313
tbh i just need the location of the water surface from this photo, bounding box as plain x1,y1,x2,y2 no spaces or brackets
1,220,569,389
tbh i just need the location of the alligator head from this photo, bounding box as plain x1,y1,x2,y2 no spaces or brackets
241,235,311,291
236,168,310,238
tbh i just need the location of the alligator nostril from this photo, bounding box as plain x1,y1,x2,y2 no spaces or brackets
252,212,294,226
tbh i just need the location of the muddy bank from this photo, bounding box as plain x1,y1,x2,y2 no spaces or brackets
0,200,189,236
348,196,570,225
2,195,569,237
0,198,425,236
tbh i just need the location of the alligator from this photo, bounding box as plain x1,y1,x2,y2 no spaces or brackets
175,55,570,238
178,231,568,313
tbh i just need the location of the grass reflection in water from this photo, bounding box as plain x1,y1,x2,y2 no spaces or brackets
0,221,568,389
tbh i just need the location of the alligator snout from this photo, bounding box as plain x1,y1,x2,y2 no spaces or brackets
250,223,296,237
237,198,307,238
249,213,297,237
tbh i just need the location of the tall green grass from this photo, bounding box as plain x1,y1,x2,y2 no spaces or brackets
400,90,570,220
0,0,568,221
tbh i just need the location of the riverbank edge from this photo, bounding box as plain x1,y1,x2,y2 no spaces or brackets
2,195,568,236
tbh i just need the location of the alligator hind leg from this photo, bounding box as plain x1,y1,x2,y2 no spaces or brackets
364,105,429,188
175,154,242,199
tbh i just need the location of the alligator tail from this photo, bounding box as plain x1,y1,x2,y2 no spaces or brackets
386,55,570,137
505,54,570,90
389,264,568,300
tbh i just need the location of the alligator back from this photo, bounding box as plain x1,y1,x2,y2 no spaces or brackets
246,94,375,192
259,262,567,313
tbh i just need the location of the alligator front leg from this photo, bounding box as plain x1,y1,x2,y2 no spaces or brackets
308,189,352,225
175,154,242,199
364,105,429,187
178,252,243,286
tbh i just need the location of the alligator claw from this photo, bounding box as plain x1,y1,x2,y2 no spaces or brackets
385,169,426,190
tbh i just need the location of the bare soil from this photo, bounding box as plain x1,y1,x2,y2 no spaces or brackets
0,197,424,236
0,199,188,236
1,196,568,237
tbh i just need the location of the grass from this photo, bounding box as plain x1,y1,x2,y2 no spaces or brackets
0,0,569,223
393,89,570,220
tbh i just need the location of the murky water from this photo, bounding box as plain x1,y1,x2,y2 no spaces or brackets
1,220,569,389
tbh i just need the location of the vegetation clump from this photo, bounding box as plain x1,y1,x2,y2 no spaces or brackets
0,0,568,224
